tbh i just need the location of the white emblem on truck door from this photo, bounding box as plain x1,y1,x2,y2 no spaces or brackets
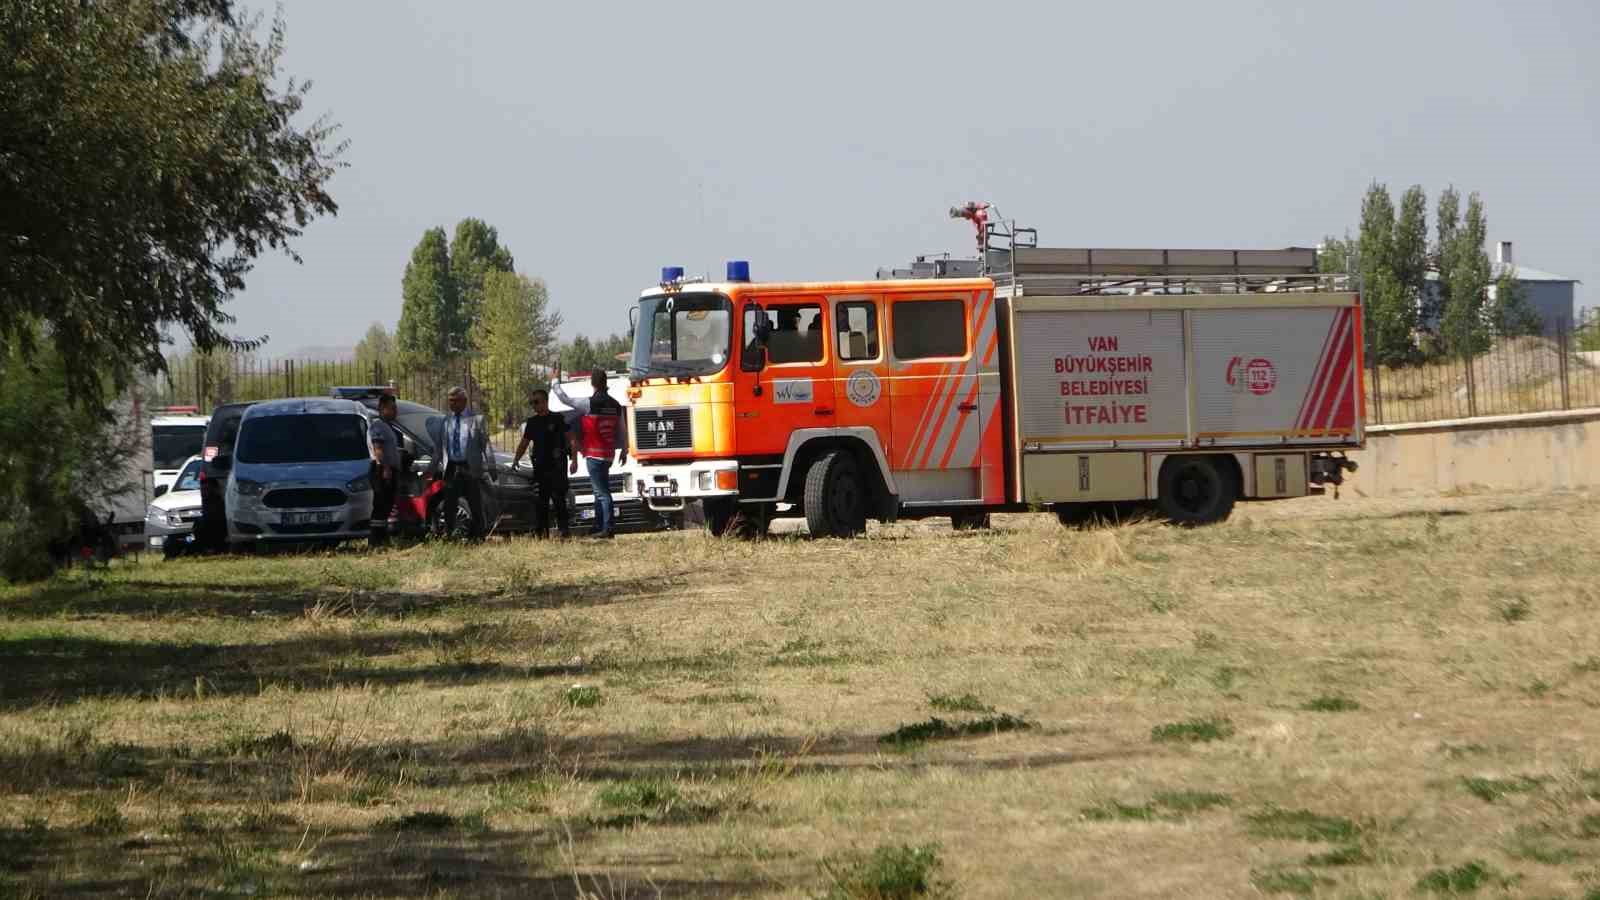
772,379,814,405
846,369,882,407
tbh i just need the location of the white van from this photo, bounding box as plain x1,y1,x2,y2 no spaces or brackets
547,373,682,534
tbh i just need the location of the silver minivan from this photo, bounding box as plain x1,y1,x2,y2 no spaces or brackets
225,398,374,545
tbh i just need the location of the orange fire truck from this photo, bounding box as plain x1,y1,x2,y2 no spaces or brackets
623,216,1362,537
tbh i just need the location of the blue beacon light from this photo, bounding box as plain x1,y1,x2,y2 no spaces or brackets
726,260,751,282
661,266,685,283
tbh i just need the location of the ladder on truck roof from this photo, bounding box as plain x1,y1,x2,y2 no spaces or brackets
980,221,1350,297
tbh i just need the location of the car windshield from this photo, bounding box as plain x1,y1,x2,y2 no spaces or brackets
172,459,203,492
631,293,732,379
205,407,249,454
235,414,369,465
153,425,206,470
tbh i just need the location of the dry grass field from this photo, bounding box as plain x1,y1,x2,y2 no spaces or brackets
3,490,1599,898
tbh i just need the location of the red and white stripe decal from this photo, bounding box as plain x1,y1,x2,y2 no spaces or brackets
1294,308,1356,434
914,291,995,469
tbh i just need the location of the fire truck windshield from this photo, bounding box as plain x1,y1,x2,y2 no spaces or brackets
630,293,732,379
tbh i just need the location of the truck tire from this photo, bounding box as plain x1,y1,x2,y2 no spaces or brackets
1157,456,1238,526
950,510,992,531
1055,503,1106,529
804,451,867,538
704,498,737,537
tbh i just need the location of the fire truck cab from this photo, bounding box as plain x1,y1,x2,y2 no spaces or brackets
626,225,1363,537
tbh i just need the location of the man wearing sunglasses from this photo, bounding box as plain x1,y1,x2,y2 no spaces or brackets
511,388,576,539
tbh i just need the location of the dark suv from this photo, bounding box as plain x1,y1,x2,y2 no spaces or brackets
192,401,255,549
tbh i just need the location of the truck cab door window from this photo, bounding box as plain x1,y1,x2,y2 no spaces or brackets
836,301,880,361
759,303,824,365
892,299,967,360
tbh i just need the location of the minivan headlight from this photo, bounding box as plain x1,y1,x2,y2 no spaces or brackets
345,475,372,493
234,479,266,497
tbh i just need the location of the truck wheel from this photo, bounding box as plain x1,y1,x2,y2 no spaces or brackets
704,498,737,537
1157,456,1238,526
804,451,867,538
950,510,992,531
1055,503,1105,529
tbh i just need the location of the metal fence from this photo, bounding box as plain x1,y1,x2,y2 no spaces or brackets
148,308,1600,433
144,355,546,448
1365,309,1600,426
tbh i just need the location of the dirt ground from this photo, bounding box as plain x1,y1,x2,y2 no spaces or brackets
2,488,1597,898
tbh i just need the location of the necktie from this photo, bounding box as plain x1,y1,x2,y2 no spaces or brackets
453,415,462,459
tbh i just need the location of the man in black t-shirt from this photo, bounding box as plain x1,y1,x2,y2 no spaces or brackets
511,388,576,538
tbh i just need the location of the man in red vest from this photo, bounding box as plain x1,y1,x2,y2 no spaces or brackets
569,370,627,538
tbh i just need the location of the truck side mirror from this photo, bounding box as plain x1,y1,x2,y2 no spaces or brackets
153,484,168,498
628,306,639,340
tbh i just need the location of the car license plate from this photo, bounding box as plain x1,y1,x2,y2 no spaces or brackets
647,486,676,499
579,508,595,520
282,511,333,526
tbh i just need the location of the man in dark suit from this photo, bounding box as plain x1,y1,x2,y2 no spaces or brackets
426,386,492,540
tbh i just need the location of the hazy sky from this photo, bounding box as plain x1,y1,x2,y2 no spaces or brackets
233,0,1598,355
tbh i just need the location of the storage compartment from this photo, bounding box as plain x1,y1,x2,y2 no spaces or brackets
1252,453,1308,498
1023,452,1146,503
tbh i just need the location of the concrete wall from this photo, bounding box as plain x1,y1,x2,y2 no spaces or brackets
1347,408,1599,497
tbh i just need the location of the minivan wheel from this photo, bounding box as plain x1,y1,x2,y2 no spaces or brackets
1157,456,1238,526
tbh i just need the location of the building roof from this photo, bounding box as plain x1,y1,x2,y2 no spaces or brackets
1425,264,1579,284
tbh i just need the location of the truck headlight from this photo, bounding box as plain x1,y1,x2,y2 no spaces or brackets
145,506,163,524
234,479,266,497
694,471,712,492
166,513,185,527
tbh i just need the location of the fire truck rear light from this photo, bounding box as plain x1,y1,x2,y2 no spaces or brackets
726,260,750,282
715,470,738,491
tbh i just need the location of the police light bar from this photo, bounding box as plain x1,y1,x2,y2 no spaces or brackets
661,266,685,284
726,260,751,282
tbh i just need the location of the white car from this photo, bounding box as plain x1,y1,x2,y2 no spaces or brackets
144,455,204,552
222,398,375,545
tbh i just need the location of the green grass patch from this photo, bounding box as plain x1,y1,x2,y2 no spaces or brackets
1249,868,1333,895
878,714,1031,748
1579,813,1600,839
1506,838,1578,865
1150,717,1234,743
1498,596,1532,623
1459,774,1546,803
213,729,297,757
564,685,602,708
1415,860,1515,894
1081,800,1159,822
821,842,951,900
1301,694,1360,712
1082,791,1230,823
597,778,679,809
1245,807,1360,843
1303,844,1369,867
926,693,992,714
767,637,847,668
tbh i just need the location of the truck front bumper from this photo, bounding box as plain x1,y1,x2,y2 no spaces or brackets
631,460,740,511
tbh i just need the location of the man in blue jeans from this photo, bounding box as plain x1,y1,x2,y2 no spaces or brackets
562,369,627,538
